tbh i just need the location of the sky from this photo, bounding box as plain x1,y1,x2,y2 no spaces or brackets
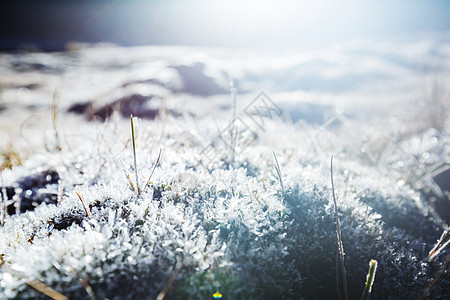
1,0,450,51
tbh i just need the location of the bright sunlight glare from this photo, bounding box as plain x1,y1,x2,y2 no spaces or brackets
1,0,450,49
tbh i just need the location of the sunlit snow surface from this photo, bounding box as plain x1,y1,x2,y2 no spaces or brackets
0,34,449,299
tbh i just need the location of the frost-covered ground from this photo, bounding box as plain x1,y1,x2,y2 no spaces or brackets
0,33,450,299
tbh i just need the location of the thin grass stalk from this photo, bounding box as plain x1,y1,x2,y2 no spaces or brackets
57,180,64,205
336,249,341,300
331,155,348,300
75,191,92,219
119,159,135,191
130,114,141,196
428,228,450,260
361,259,378,300
26,278,69,300
158,105,168,143
142,148,162,194
15,192,20,216
77,277,96,300
70,267,97,300
0,172,6,226
417,255,450,300
156,260,183,300
272,151,285,198
0,257,68,300
229,79,237,169
52,88,61,151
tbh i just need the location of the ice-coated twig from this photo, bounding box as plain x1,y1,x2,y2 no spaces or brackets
331,155,348,300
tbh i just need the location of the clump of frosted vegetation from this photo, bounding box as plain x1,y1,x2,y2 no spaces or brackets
0,111,449,299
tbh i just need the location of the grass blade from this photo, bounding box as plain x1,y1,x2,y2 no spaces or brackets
428,228,450,260
331,155,348,300
417,255,450,300
156,260,183,300
75,191,92,219
361,259,378,300
52,88,62,151
119,159,135,192
0,256,69,300
130,114,141,196
272,151,285,199
57,179,64,205
1,172,6,226
142,148,162,194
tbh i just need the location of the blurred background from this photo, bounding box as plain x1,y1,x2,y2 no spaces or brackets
1,0,450,51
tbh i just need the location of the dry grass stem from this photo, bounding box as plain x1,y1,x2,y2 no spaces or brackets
156,260,183,300
75,191,92,219
1,256,68,300
142,148,162,194
428,228,450,260
417,255,450,300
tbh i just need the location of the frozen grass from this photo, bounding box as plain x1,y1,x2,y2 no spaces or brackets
360,259,377,300
0,110,448,299
330,155,348,300
0,40,449,299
